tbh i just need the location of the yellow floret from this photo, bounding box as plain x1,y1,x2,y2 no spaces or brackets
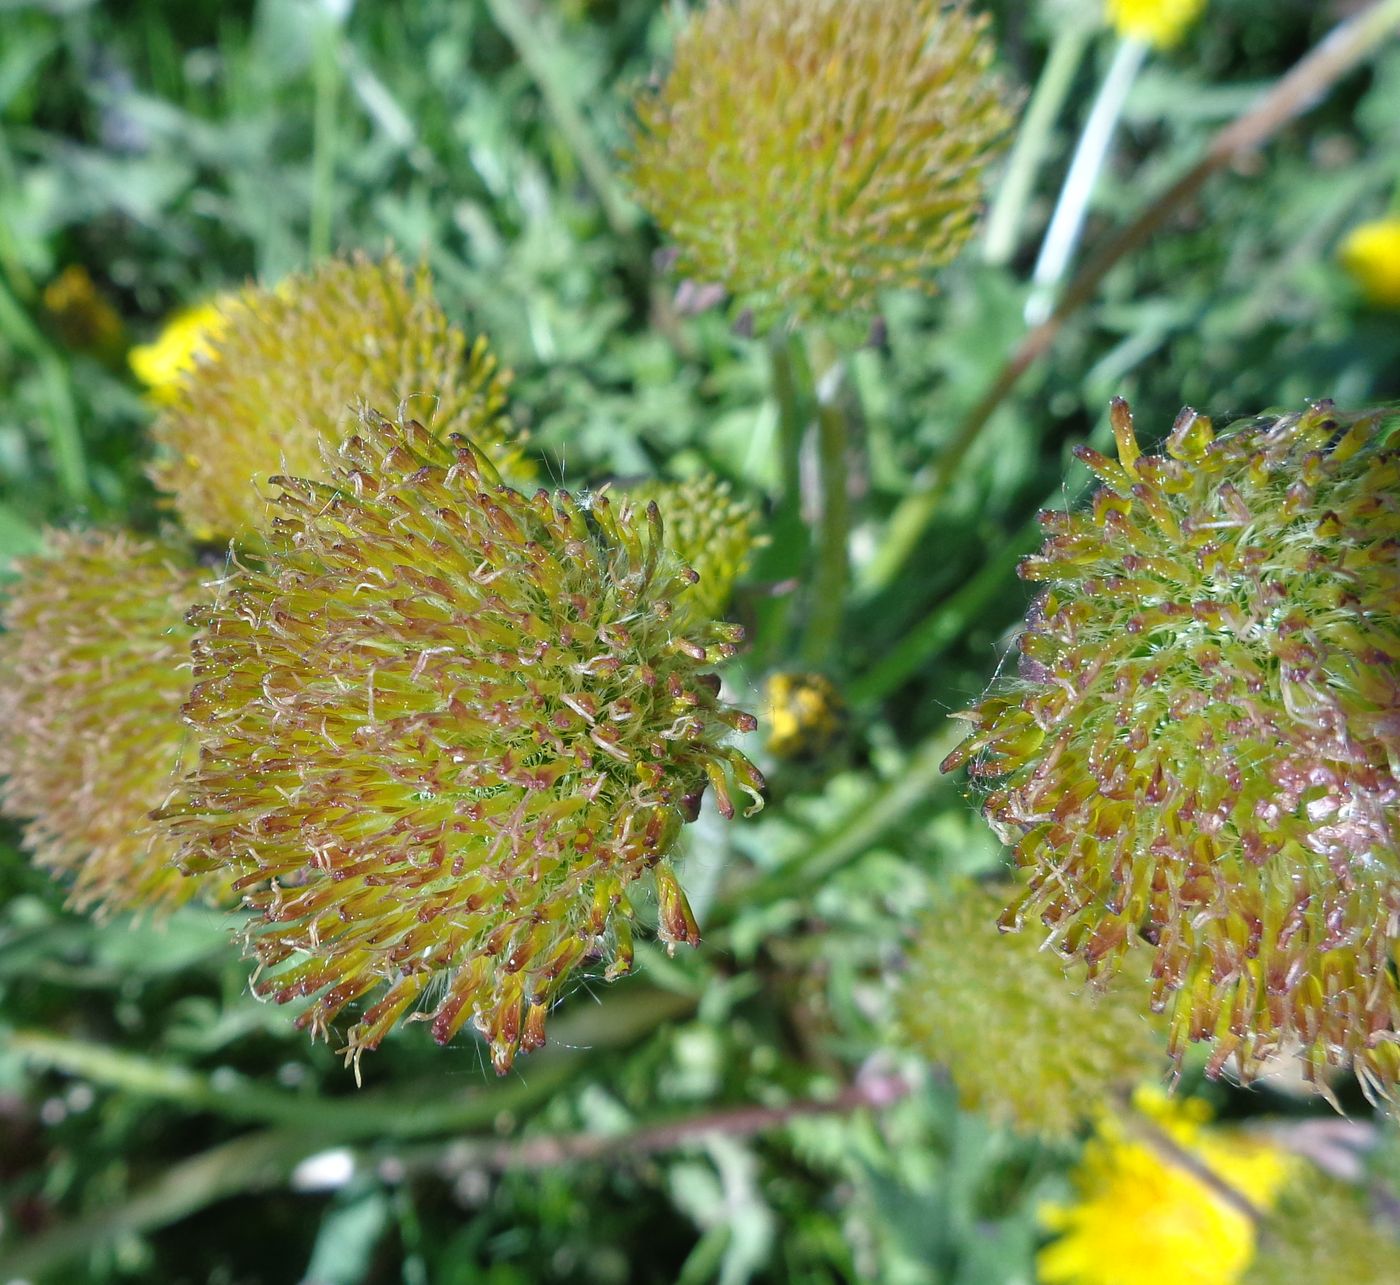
129,296,234,402
1105,0,1206,49
1038,1088,1295,1285
1339,217,1400,308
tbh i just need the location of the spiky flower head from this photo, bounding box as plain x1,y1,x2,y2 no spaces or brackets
148,254,521,543
626,473,761,626
1339,217,1400,309
1243,1170,1398,1284
627,0,1015,325
0,531,204,913
898,882,1166,1137
1105,0,1206,50
165,413,764,1075
942,399,1400,1094
1039,1088,1294,1285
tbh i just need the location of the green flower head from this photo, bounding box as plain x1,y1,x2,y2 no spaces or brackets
899,881,1166,1137
626,472,762,627
0,531,204,914
627,0,1015,326
148,252,522,544
943,399,1400,1095
164,412,764,1075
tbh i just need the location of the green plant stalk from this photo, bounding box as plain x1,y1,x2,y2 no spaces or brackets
747,330,810,671
802,334,851,670
0,124,36,300
309,13,341,261
9,987,694,1135
982,20,1094,266
859,0,1400,598
0,275,87,503
483,0,636,238
848,514,1041,710
770,329,804,516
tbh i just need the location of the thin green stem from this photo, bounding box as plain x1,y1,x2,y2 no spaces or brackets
848,514,1041,710
770,330,804,515
802,338,851,670
860,0,1400,598
982,21,1094,266
10,1026,577,1135
0,1127,324,1280
483,0,637,238
9,987,694,1136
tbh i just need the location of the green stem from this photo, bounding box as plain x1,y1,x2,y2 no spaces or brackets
10,1027,577,1135
9,987,694,1136
308,13,341,261
848,514,1041,710
483,0,637,238
770,330,804,515
859,0,1400,598
982,20,1094,266
802,334,852,670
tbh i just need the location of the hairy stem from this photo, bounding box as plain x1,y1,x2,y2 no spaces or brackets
803,335,852,669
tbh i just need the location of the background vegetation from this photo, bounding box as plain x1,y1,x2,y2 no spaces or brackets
1,0,1398,1281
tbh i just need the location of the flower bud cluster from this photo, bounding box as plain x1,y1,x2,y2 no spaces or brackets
628,0,1014,323
149,254,521,542
165,413,763,1073
944,400,1400,1093
900,881,1166,1137
0,532,203,913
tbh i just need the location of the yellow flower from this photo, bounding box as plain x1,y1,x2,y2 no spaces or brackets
1339,216,1400,308
1038,1088,1295,1285
1106,0,1206,49
129,296,233,402
42,266,124,357
764,672,846,759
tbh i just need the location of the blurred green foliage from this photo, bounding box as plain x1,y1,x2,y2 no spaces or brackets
1,0,1398,1281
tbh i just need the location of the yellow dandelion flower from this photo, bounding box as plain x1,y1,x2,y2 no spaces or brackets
1038,1088,1295,1285
1339,216,1400,308
764,672,847,759
42,266,124,357
1106,0,1206,50
129,296,234,403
